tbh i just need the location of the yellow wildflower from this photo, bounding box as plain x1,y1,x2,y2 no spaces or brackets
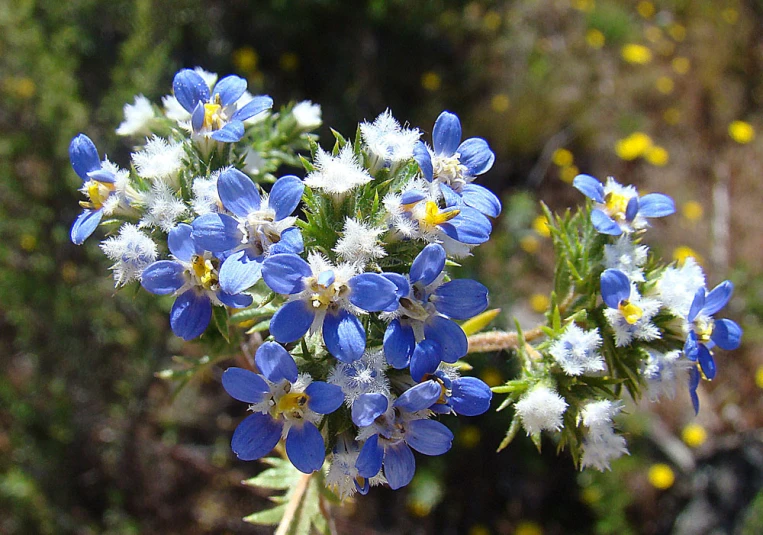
648,464,675,490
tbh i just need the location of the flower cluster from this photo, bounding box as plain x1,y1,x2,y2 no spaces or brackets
69,78,498,497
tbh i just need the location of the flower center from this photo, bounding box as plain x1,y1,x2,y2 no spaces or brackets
81,180,116,210
618,299,643,324
276,391,310,420
307,269,346,310
203,100,224,130
433,154,467,190
243,211,279,254
693,317,715,343
420,201,460,229
190,254,219,291
604,192,631,221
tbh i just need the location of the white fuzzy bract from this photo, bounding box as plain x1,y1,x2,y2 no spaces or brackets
116,95,155,137
360,109,420,170
304,145,373,197
325,437,387,499
333,218,387,268
580,399,628,471
603,286,661,347
515,386,568,435
100,224,158,286
549,324,605,376
191,172,222,215
138,181,188,232
132,137,185,187
657,257,706,319
292,100,322,130
642,349,691,401
604,235,648,282
327,349,389,406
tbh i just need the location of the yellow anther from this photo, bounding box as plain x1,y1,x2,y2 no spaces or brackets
422,201,460,227
191,255,218,290
694,317,714,343
276,392,309,417
84,180,115,209
203,102,223,130
604,192,630,220
618,300,643,324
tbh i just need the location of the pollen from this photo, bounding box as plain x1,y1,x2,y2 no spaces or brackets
191,255,218,290
276,391,309,419
203,102,223,130
604,192,630,220
83,180,115,210
421,201,460,227
618,300,643,324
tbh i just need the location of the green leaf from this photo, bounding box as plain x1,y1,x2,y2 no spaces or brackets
244,504,288,525
212,306,230,343
497,415,522,452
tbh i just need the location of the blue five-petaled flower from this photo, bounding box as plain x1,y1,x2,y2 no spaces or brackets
191,168,304,295
140,223,253,340
223,342,344,473
172,69,273,142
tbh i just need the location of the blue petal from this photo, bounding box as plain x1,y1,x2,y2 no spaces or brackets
191,213,242,253
222,367,270,403
219,250,263,295
212,75,247,106
69,134,101,181
286,422,325,473
270,175,304,221
317,270,335,287
439,207,492,244
210,121,245,143
405,419,454,455
395,380,441,412
701,281,733,317
684,331,699,361
383,442,415,490
432,111,462,156
347,273,398,312
232,95,274,121
191,102,205,131
409,339,443,382
689,364,700,390
323,309,366,363
413,141,433,181
423,316,467,363
462,184,501,218
382,272,410,304
217,290,253,308
218,168,261,218
591,209,622,235
351,393,389,427
70,209,103,245
269,227,304,255
356,434,383,478
305,382,344,414
168,223,198,262
231,412,283,461
697,344,716,380
638,193,676,218
712,319,742,350
600,269,631,309
170,290,212,340
625,196,639,222
255,341,298,383
400,189,427,206
572,174,605,203
269,300,314,344
86,168,116,184
690,388,700,415
688,287,706,323
450,377,492,416
173,69,210,113
433,279,488,320
410,243,446,286
383,320,415,369
141,260,185,295
457,137,495,176
262,254,311,294
439,182,464,208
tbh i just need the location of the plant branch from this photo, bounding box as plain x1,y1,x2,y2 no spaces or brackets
467,327,544,353
275,472,312,535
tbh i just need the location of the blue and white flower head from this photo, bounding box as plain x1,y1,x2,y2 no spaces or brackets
171,68,273,145
138,181,188,233
600,269,661,347
304,144,373,198
549,323,605,376
328,348,390,407
291,100,323,131
325,434,387,499
573,174,676,235
69,134,140,245
162,67,219,122
262,252,398,362
604,235,648,283
579,400,628,471
192,168,305,295
413,111,501,218
642,349,691,401
131,136,185,189
223,342,344,474
656,257,706,319
423,364,493,417
360,109,421,174
332,217,387,269
99,224,158,287
514,385,568,435
353,383,454,489
381,243,488,379
140,224,253,340
116,95,156,137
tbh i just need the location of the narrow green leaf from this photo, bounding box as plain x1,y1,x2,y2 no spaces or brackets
244,504,287,525
497,415,521,452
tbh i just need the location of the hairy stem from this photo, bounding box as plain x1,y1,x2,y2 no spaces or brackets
467,327,544,354
275,472,312,535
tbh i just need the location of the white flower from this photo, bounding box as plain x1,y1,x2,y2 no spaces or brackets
138,181,188,232
191,172,221,215
242,147,266,175
642,349,691,401
333,218,387,267
292,100,322,130
360,109,420,172
327,349,389,407
580,399,623,429
603,286,661,347
657,257,705,319
100,224,157,286
162,94,190,123
549,324,605,376
604,235,648,282
304,145,373,197
515,386,568,435
132,137,185,187
579,400,628,471
116,95,155,137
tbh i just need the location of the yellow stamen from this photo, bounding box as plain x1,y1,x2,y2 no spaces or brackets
618,300,643,324
694,317,714,343
191,255,218,290
84,180,115,210
203,102,223,130
604,192,630,221
422,201,460,227
276,392,309,418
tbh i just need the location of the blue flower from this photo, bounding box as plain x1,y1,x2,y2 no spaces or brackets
600,269,661,346
261,253,399,362
413,111,501,218
191,168,304,294
223,342,344,473
425,368,493,417
382,243,488,379
683,281,742,413
573,174,675,235
140,224,253,340
352,383,454,489
172,69,272,143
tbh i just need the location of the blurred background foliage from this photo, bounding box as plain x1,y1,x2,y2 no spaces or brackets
1,0,762,533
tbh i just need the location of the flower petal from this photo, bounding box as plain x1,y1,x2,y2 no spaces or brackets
269,175,304,221
231,412,282,461
286,422,325,473
572,174,605,204
141,260,185,295
383,320,415,369
591,209,622,235
410,243,446,286
172,69,210,113
413,141,433,181
625,196,639,222
383,442,415,490
217,290,253,308
356,434,383,478
347,273,398,312
211,121,245,143
638,193,675,218
405,419,454,455
305,382,344,414
688,287,706,323
219,250,264,295
218,167,261,218
351,393,389,427
410,339,442,381
432,111,462,156
269,299,314,344
222,367,270,403
70,209,103,245
462,184,501,218
232,95,273,121
212,75,247,106
600,269,631,309
439,206,492,245
170,290,212,340
684,331,699,361
323,309,366,363
262,253,311,294
191,213,242,253
697,344,716,380
712,319,742,351
69,134,101,181
191,102,205,131
450,377,492,416
701,281,733,317
395,380,441,412
255,341,298,383
433,279,488,320
423,315,467,363
269,227,304,255
458,137,495,176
